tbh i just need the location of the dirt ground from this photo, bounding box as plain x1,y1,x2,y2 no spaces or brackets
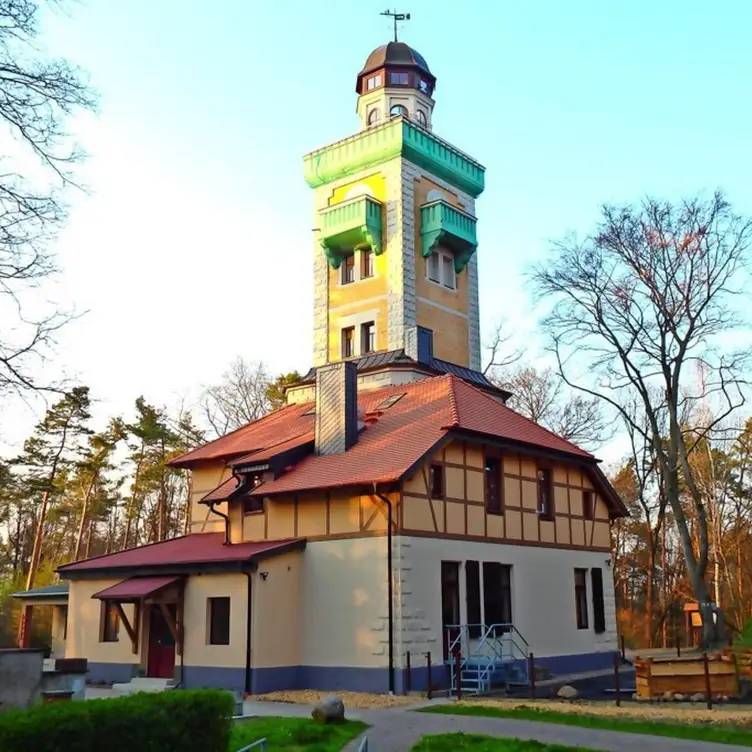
247,689,421,709
467,697,752,725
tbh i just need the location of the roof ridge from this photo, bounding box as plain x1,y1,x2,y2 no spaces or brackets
452,376,595,459
445,374,460,427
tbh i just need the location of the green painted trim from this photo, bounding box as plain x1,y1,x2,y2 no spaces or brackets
319,195,383,269
420,200,478,273
303,119,485,198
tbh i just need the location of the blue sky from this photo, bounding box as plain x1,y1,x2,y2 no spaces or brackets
4,0,750,450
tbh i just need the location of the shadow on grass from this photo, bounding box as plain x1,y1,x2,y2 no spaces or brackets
411,733,603,751
230,716,367,751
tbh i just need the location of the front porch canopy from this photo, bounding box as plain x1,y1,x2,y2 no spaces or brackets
92,575,182,602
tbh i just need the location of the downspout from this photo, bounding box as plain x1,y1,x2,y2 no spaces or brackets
207,501,230,545
373,484,395,695
244,571,252,695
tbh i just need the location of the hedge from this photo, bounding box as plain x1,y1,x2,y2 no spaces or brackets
0,689,234,752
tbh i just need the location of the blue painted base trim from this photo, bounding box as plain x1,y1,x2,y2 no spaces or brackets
90,651,616,693
87,662,137,685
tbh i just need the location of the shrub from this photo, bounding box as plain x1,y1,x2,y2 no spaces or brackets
0,689,234,752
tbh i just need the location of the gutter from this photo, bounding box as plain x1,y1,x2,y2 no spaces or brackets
373,483,395,695
207,501,230,545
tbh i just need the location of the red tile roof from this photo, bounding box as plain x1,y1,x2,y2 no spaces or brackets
58,534,305,575
229,432,314,467
169,374,614,508
92,575,181,600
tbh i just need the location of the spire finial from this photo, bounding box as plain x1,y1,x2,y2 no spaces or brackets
380,9,410,42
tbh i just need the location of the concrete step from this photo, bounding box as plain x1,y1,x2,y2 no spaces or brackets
112,677,175,695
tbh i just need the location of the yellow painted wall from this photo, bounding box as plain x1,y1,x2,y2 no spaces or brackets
251,551,302,668
190,463,233,535
400,440,612,551
66,579,139,665
327,298,388,363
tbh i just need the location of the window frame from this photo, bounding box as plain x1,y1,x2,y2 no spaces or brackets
484,454,503,516
367,108,380,125
574,568,589,630
342,326,355,359
537,465,555,521
360,321,375,355
426,248,457,291
483,562,513,634
389,103,408,117
416,109,427,127
361,249,374,278
207,596,231,646
465,560,482,637
429,463,444,499
583,490,594,521
341,253,355,285
100,600,120,643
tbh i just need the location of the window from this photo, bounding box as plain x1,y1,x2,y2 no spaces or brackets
361,249,374,278
429,464,444,498
367,74,382,90
100,601,119,642
243,496,264,514
361,321,375,354
390,71,409,85
591,568,606,634
537,467,554,520
375,393,406,410
426,249,457,290
442,254,456,290
367,108,380,126
62,606,68,640
484,563,512,632
341,253,355,284
484,456,502,515
342,327,355,358
416,109,427,127
583,490,594,520
574,569,589,630
389,104,408,117
208,597,231,645
465,560,481,637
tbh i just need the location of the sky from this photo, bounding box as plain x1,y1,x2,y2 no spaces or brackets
2,0,751,456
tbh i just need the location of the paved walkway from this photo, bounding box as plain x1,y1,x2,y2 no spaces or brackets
241,698,749,752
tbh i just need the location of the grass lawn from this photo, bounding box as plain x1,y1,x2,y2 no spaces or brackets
230,716,367,751
411,733,603,751
418,704,752,747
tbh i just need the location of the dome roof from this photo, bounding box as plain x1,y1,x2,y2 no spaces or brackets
356,41,435,93
359,41,432,77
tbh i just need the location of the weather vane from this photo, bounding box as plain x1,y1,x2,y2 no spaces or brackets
380,9,410,42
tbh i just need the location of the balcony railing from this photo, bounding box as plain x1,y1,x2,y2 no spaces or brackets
318,195,383,269
420,200,478,273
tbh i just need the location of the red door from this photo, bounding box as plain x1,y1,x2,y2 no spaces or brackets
147,605,176,679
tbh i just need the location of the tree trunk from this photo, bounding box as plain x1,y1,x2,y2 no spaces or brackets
73,472,98,561
24,491,49,592
646,536,655,647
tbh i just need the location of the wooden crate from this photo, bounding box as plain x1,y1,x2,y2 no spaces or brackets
634,654,739,699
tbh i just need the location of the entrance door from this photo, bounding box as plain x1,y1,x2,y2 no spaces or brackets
147,604,176,679
441,561,461,660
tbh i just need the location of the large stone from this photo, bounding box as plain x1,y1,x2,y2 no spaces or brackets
312,695,345,724
690,692,706,703
557,685,579,700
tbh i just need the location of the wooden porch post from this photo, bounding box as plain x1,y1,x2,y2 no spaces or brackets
18,604,33,649
113,602,139,655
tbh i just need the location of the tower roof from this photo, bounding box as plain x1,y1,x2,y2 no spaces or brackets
356,41,435,93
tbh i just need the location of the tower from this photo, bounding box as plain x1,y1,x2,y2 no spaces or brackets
303,37,485,380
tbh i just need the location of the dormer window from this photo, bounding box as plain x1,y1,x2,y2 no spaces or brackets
390,71,409,85
390,104,408,118
367,73,382,90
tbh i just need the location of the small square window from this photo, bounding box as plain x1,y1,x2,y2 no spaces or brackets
583,491,594,521
342,327,355,359
361,321,375,354
375,393,406,410
341,254,355,285
100,601,119,643
429,464,444,498
361,250,374,278
208,597,231,645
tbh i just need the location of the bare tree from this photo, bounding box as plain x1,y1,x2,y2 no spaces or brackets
533,191,752,645
0,0,96,398
482,320,522,376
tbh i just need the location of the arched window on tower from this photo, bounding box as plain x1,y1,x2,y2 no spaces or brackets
389,104,408,118
416,110,427,128
367,108,380,126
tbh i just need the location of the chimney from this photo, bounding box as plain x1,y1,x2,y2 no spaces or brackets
405,326,434,364
315,361,358,455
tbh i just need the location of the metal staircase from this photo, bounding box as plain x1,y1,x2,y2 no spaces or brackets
446,623,531,697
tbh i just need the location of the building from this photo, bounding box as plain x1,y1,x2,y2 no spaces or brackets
55,39,627,695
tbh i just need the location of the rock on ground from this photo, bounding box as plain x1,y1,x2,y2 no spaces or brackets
312,695,345,724
557,685,579,700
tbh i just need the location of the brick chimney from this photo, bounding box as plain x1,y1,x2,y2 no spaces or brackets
315,361,358,455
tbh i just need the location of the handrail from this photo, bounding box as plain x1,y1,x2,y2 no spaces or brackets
237,739,267,751
358,735,369,751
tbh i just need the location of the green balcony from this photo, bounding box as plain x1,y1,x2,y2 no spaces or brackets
420,200,478,273
303,118,485,198
318,195,383,269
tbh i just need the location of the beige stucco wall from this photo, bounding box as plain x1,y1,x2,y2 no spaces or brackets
393,535,617,665
51,605,67,658
300,538,388,669
66,579,139,664
190,463,232,534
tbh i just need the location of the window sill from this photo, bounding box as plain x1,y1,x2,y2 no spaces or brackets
486,508,504,516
